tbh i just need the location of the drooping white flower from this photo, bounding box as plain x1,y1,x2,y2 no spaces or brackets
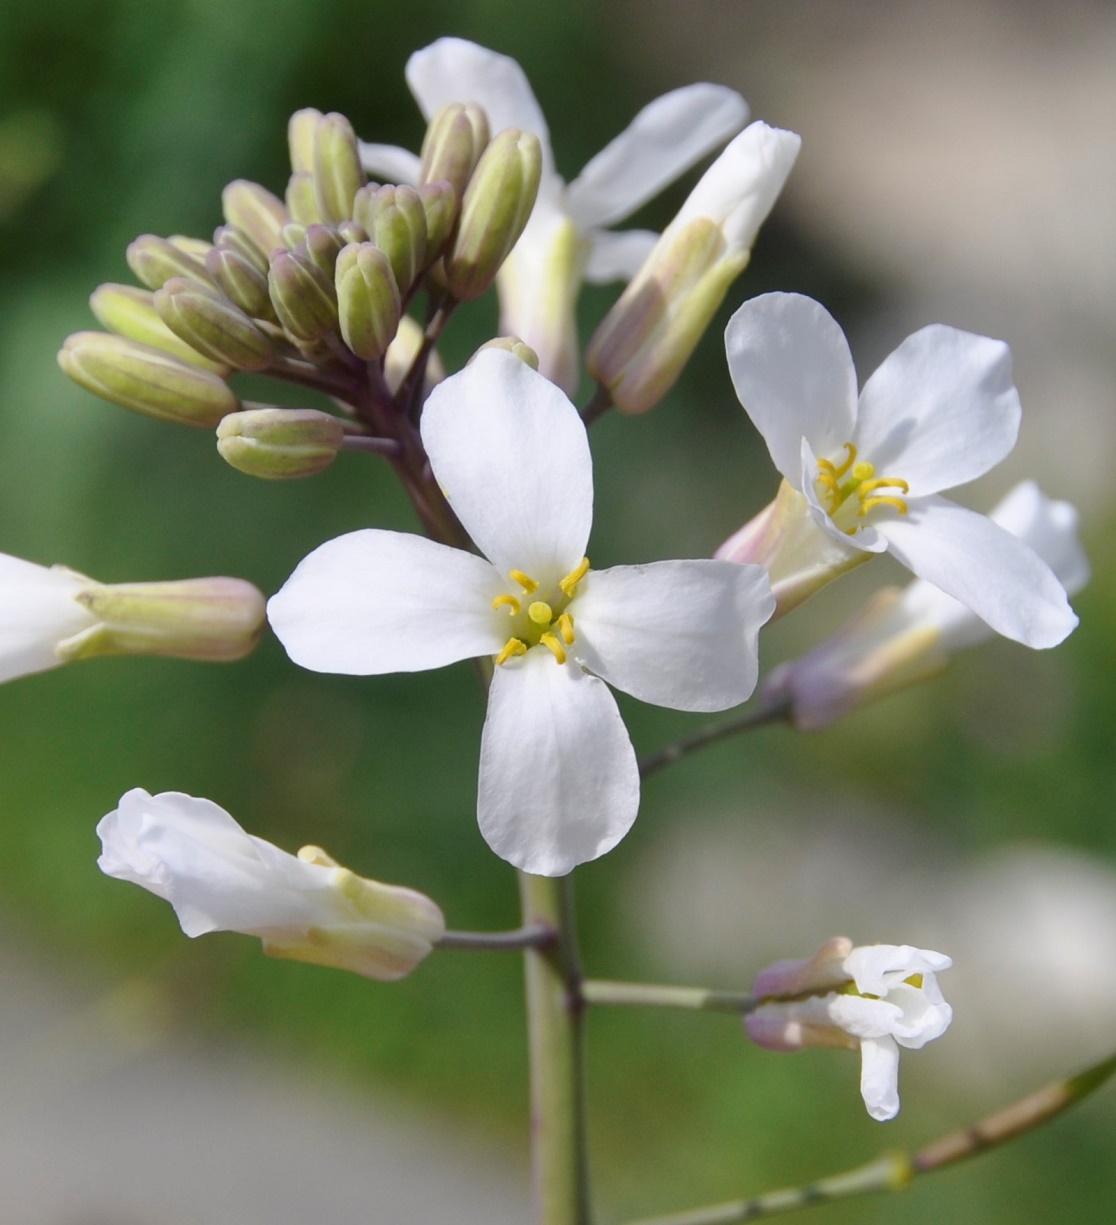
360,37,749,391
765,481,1089,728
746,937,953,1121
268,350,774,877
97,789,445,981
717,292,1077,648
0,552,266,684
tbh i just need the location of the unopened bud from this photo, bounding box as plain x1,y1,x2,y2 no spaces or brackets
384,315,445,396
90,283,229,373
212,224,270,275
313,112,364,225
473,337,539,369
126,234,217,293
302,223,345,279
222,180,288,256
154,278,273,371
59,332,239,427
356,184,427,295
286,171,321,225
204,245,273,319
267,250,338,342
445,129,541,301
336,220,368,246
169,234,213,261
278,221,307,251
419,102,489,198
418,181,457,258
288,107,324,175
59,576,266,663
335,242,401,360
216,408,345,479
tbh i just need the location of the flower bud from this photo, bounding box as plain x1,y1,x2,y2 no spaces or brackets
418,102,489,198
58,332,239,427
587,122,800,414
418,181,457,257
126,234,218,293
288,106,323,175
445,128,542,301
355,184,427,295
168,234,212,261
334,242,402,360
154,277,273,371
216,408,345,479
301,223,346,279
473,336,539,369
212,223,270,275
286,171,321,225
384,315,445,397
267,249,338,342
204,244,273,319
90,283,229,373
312,112,365,225
278,221,307,251
222,179,288,256
97,790,446,982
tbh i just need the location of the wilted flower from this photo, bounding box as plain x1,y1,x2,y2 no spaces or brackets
97,789,445,982
717,292,1077,647
268,350,774,877
747,937,953,1121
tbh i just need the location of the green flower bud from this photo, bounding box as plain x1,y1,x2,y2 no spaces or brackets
267,250,338,342
216,408,345,479
335,242,401,361
58,332,239,427
313,112,364,225
278,221,307,251
474,336,539,369
222,179,288,256
59,576,266,663
357,184,427,296
445,129,542,301
336,220,369,246
286,171,321,225
302,223,345,279
288,107,324,175
204,245,273,320
169,234,212,261
418,181,457,258
384,315,445,396
154,278,273,371
212,223,270,275
90,283,229,373
418,102,489,198
126,234,218,293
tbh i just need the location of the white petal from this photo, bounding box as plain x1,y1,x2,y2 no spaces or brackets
844,943,952,996
405,38,554,177
877,497,1079,648
0,555,93,683
565,84,748,229
859,1036,902,1121
268,530,505,675
572,560,773,712
420,350,593,583
582,228,658,284
477,648,640,876
725,293,858,483
990,481,1090,595
357,142,421,186
854,326,1021,496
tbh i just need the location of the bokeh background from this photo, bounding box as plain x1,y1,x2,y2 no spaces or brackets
1,1,1114,1221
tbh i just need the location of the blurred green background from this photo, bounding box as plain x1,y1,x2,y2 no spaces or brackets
1,1,1114,1221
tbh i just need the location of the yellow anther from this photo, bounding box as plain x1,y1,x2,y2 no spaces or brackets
857,477,909,498
860,495,909,517
558,556,590,597
557,612,575,645
904,973,924,990
528,600,554,624
539,633,567,664
851,461,876,481
492,593,521,615
495,637,528,666
509,569,538,593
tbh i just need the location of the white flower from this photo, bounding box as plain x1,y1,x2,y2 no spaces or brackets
717,292,1077,647
746,937,953,1121
0,554,96,683
360,37,748,391
765,481,1089,728
268,350,774,877
97,789,445,981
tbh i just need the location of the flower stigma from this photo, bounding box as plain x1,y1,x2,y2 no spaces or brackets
491,557,590,667
815,443,909,534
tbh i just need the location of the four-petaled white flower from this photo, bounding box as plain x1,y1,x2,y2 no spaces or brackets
746,937,953,1121
360,37,749,391
98,789,445,981
268,350,774,877
717,292,1078,648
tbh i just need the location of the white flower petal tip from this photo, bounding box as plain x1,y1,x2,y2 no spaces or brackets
97,789,445,982
746,939,953,1121
723,293,1075,633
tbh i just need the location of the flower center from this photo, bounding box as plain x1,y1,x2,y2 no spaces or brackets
492,557,590,666
814,443,909,534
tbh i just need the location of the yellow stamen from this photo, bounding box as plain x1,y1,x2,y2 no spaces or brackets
831,442,858,478
528,601,553,625
539,632,567,664
858,477,909,498
495,637,527,666
491,593,520,614
558,556,590,597
905,973,924,989
509,569,538,594
860,495,909,516
557,612,575,645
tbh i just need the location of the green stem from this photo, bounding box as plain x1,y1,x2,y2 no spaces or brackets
437,923,557,952
519,872,593,1225
581,980,757,1016
639,699,790,782
581,383,613,427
